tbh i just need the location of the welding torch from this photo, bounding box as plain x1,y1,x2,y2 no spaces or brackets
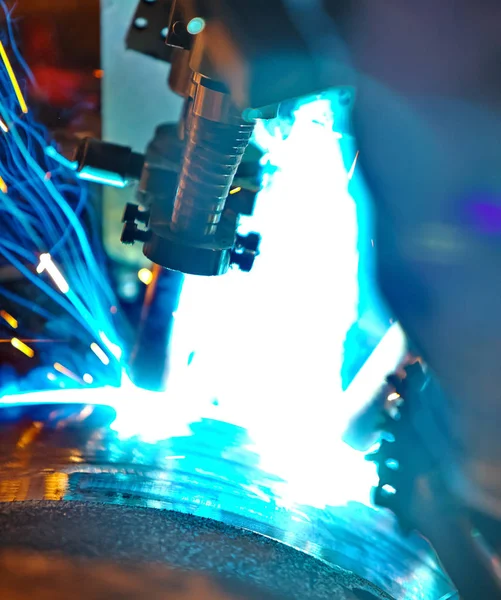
73,0,355,277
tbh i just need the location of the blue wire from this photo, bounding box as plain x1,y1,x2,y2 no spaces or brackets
0,15,124,380
0,238,35,262
50,184,88,256
0,285,58,321
0,1,37,86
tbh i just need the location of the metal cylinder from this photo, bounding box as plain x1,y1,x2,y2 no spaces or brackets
168,48,193,98
170,96,254,239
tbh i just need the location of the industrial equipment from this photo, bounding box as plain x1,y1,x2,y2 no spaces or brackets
72,1,501,597
1,0,501,598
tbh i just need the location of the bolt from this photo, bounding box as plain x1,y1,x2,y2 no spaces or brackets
230,249,256,272
122,203,139,223
122,203,150,225
235,232,261,253
120,221,151,246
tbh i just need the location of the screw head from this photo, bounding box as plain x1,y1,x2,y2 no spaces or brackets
230,249,256,272
121,221,138,245
122,203,140,223
235,232,261,253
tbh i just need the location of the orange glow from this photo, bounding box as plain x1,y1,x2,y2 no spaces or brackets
11,337,34,358
17,422,43,449
0,479,29,502
0,41,28,113
54,362,83,383
138,268,154,285
0,310,18,329
44,472,69,501
93,69,104,79
0,176,7,194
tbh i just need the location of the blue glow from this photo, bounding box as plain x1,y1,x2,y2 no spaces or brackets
162,95,405,508
187,17,206,35
45,146,78,171
385,458,400,470
0,28,405,511
78,167,127,189
0,4,123,389
382,484,397,496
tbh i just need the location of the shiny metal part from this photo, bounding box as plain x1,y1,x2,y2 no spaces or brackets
371,363,501,600
0,403,456,600
73,137,145,185
168,48,193,98
170,97,254,239
140,74,257,275
192,75,243,125
126,0,175,63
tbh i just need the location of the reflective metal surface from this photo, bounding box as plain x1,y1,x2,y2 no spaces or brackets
0,402,456,599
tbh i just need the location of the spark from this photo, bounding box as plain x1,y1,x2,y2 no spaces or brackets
47,373,56,382
10,337,34,358
36,253,70,294
0,310,17,329
344,323,406,417
347,150,359,181
387,392,401,402
83,373,94,384
0,41,28,114
90,342,110,365
0,176,7,193
54,362,84,384
229,187,242,195
99,331,122,359
137,267,153,285
0,118,8,133
17,422,43,449
93,69,104,79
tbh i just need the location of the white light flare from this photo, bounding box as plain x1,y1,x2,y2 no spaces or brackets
99,331,122,360
37,253,70,294
347,150,359,181
90,342,110,366
165,96,398,508
0,372,195,445
0,95,405,512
